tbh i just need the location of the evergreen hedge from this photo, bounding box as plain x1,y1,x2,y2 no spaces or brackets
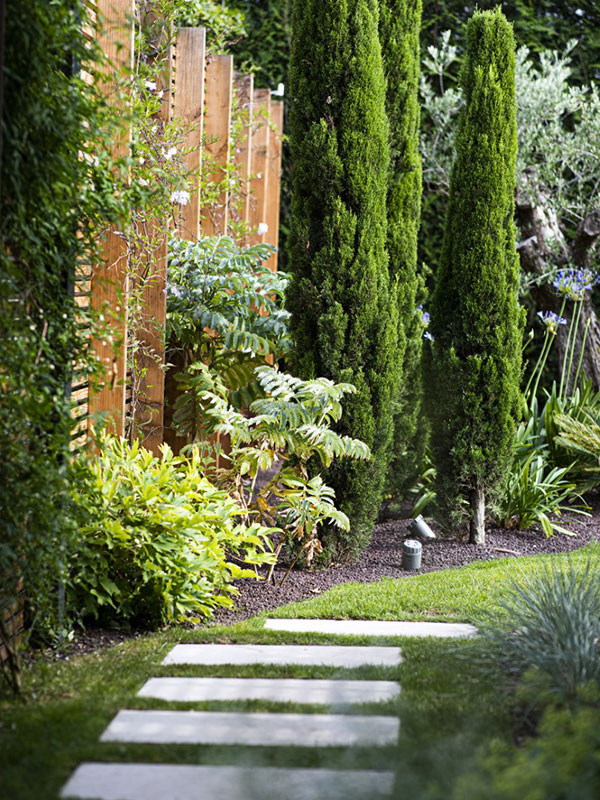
426,7,523,543
287,0,397,558
379,0,426,502
0,0,124,690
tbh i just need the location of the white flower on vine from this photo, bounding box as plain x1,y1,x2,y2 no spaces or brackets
170,190,190,206
257,222,268,235
162,146,177,161
139,178,149,187
145,80,157,91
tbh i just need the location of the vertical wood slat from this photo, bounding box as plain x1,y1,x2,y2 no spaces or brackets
163,27,206,455
0,581,24,666
173,27,206,242
230,73,254,239
136,12,173,454
264,99,284,271
200,54,234,237
248,88,271,246
88,0,134,437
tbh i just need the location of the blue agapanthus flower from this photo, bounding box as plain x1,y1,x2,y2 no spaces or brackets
537,310,567,334
417,305,430,326
552,268,598,301
417,305,432,340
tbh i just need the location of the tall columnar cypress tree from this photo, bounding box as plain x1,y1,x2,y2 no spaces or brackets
287,0,397,558
426,7,523,544
378,0,425,502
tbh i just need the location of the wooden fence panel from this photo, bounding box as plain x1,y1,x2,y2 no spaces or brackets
173,27,206,242
163,27,206,454
248,88,271,246
231,73,254,240
200,54,233,237
265,99,284,271
136,14,173,454
88,0,134,437
0,581,24,670
85,19,284,453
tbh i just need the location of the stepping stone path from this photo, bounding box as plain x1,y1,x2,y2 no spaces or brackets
62,763,395,800
61,619,475,800
101,709,399,747
139,676,400,704
163,642,402,667
264,618,478,638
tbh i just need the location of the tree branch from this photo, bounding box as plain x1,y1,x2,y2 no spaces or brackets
572,209,600,267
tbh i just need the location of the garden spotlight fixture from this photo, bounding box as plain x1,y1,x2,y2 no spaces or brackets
408,514,436,540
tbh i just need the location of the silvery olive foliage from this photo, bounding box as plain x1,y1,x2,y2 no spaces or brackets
421,35,600,236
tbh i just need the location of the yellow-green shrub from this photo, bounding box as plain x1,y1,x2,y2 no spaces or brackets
68,435,275,627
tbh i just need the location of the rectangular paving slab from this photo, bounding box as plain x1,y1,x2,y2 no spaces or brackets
61,763,394,800
138,677,400,705
100,709,399,747
162,643,402,667
264,618,477,638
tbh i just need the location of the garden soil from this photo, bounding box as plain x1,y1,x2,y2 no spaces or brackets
59,495,600,658
211,494,600,626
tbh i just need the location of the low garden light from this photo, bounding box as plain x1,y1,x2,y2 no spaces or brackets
402,539,422,570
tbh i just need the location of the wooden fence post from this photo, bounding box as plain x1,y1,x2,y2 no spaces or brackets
173,27,206,242
88,0,134,438
163,27,206,453
248,88,271,245
265,99,284,271
200,54,234,237
230,73,254,240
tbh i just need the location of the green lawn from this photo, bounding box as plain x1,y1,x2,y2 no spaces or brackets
1,544,598,800
264,543,600,624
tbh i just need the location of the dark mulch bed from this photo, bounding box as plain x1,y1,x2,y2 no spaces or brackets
52,496,600,658
211,495,600,626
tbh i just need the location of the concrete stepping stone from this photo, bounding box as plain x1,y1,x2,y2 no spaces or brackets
162,643,401,668
138,676,400,705
100,709,399,747
61,762,394,800
264,618,477,638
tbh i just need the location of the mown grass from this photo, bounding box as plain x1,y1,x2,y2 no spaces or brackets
265,543,600,624
1,544,598,800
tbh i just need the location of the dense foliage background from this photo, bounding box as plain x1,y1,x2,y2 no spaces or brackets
287,0,398,558
427,8,523,541
0,0,125,688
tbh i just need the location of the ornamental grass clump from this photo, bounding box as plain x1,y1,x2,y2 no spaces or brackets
478,559,600,706
426,8,523,543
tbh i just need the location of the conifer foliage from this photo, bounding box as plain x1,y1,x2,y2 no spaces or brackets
378,0,425,501
427,8,523,543
287,0,397,558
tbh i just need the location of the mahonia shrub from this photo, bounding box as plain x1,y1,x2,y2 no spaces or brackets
167,235,290,417
68,435,275,627
175,363,371,572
